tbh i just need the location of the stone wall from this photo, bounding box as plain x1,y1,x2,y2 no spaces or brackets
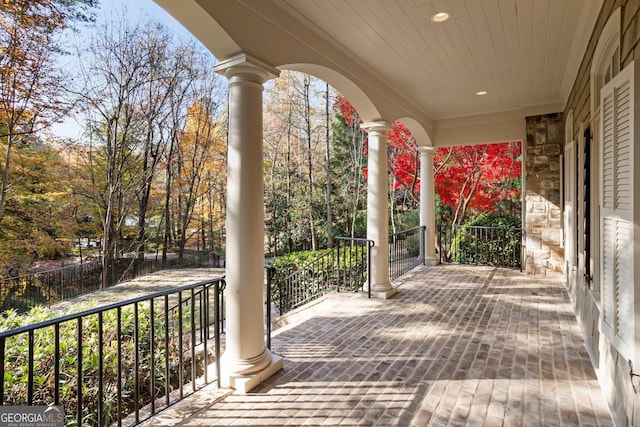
524,113,563,277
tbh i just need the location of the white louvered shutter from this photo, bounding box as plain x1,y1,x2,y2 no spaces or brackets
600,62,635,359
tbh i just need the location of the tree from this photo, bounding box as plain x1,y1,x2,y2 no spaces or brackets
336,96,420,233
327,97,522,231
434,142,522,226
0,139,78,275
76,17,171,287
0,0,98,224
324,82,333,248
172,94,226,259
387,122,420,206
133,32,203,262
264,71,325,252
330,96,367,238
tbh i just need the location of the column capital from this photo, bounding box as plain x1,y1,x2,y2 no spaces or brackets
361,121,393,134
214,53,280,83
417,146,436,154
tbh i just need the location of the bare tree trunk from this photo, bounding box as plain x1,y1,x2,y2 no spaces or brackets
390,175,396,236
0,134,14,224
163,132,176,264
350,124,364,238
286,108,293,253
303,75,317,250
325,82,333,248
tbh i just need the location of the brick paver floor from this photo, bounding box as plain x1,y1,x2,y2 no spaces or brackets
142,264,614,426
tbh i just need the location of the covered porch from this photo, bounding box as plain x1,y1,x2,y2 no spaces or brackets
141,264,613,426
150,0,605,393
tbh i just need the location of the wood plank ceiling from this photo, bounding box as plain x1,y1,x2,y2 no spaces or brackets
276,0,602,121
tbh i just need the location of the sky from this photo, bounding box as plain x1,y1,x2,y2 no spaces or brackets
97,0,195,38
51,0,203,139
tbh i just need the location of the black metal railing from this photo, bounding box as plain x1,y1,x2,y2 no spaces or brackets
266,237,373,316
0,277,225,426
169,280,226,348
389,226,425,280
0,251,224,313
335,237,373,296
438,224,523,270
265,265,275,350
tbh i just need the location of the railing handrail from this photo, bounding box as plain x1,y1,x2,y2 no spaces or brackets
335,237,374,298
437,222,523,270
0,277,224,339
335,236,374,245
266,236,374,317
388,226,425,280
390,226,424,235
444,224,524,232
267,248,334,284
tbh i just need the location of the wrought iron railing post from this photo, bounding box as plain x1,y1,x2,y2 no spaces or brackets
220,281,225,334
117,307,123,426
0,337,4,405
98,312,104,425
336,239,341,292
437,224,442,264
215,280,222,388
77,317,83,427
27,330,34,405
420,225,426,265
520,228,525,272
164,294,171,405
265,265,275,350
367,240,373,299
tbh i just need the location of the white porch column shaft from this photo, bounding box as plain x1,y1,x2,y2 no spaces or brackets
419,147,438,265
362,121,396,298
214,54,282,389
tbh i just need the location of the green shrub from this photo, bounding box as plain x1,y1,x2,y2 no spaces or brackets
268,245,369,314
393,209,419,230
451,213,522,268
0,299,203,426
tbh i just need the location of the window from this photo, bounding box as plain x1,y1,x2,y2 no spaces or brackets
590,8,620,297
599,61,635,360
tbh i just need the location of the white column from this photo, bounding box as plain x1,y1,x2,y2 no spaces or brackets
418,147,438,265
361,121,396,299
214,54,282,391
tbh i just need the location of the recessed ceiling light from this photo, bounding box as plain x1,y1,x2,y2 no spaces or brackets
431,12,449,23
476,90,488,96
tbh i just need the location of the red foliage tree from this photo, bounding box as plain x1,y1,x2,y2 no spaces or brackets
334,96,360,126
332,96,522,224
434,143,522,225
386,122,419,202
334,97,419,200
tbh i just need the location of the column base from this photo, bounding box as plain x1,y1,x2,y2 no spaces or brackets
369,287,397,299
222,353,284,393
364,282,397,299
424,255,439,266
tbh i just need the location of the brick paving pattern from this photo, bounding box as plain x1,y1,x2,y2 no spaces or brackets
143,264,613,426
